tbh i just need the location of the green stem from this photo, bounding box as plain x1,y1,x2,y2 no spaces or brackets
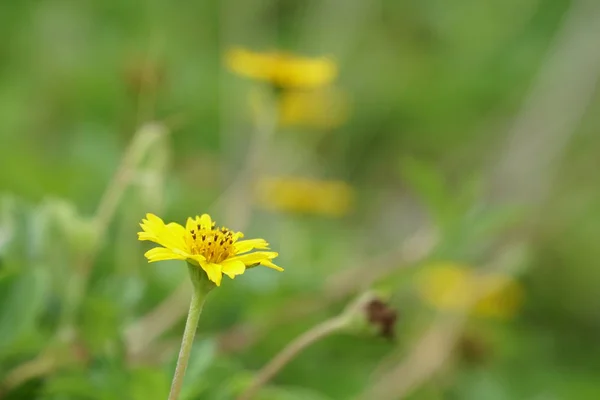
236,316,348,400
168,265,214,400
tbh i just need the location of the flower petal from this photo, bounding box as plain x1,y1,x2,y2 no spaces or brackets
257,258,284,272
144,247,187,263
185,217,196,233
187,254,207,265
138,213,188,253
138,213,164,239
221,259,246,279
145,213,164,230
233,232,244,241
199,214,212,230
227,251,282,271
234,238,270,254
200,262,222,286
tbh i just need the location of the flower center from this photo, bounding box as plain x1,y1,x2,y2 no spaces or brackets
189,223,237,263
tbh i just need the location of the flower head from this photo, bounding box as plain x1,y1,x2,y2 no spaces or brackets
278,88,350,129
138,213,282,286
255,177,354,217
225,47,337,89
417,262,523,319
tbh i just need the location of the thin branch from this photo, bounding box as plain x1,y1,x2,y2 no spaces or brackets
358,2,600,398
358,246,523,400
93,123,167,250
126,227,435,363
489,0,600,205
0,123,168,395
0,356,58,396
236,316,348,400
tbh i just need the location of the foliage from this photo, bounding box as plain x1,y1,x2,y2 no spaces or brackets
1,0,600,399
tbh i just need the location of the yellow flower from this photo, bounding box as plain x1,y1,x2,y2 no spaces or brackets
255,177,354,217
278,88,350,129
417,263,523,319
138,213,282,286
225,47,337,89
247,87,349,129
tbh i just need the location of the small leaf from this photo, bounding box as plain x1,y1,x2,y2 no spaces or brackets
0,267,49,355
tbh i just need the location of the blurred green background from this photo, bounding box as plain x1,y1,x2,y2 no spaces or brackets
2,0,600,399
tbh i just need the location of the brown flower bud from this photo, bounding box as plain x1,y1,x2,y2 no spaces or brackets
365,298,398,339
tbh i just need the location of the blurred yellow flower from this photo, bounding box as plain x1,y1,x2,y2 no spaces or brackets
255,177,354,217
225,47,337,89
138,213,282,286
279,88,350,129
417,263,523,319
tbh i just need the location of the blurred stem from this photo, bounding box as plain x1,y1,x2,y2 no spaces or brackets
93,122,166,246
236,315,348,400
168,265,214,400
221,88,279,228
0,356,57,396
62,123,167,332
127,231,435,363
0,123,168,396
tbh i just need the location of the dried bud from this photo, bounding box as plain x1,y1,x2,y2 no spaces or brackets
342,292,399,340
365,298,398,339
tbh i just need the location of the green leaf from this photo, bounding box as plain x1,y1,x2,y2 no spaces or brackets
0,267,49,355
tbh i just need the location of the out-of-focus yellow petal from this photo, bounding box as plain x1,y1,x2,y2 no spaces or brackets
273,55,337,88
225,47,337,89
278,88,350,129
221,259,246,279
417,263,523,319
255,177,354,217
474,277,524,319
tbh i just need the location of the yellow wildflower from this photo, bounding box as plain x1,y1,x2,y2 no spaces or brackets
255,177,354,217
417,263,523,319
279,88,350,129
225,47,337,89
138,213,282,286
247,87,349,129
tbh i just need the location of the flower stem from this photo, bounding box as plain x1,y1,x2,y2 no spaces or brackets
168,266,214,400
236,315,348,400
